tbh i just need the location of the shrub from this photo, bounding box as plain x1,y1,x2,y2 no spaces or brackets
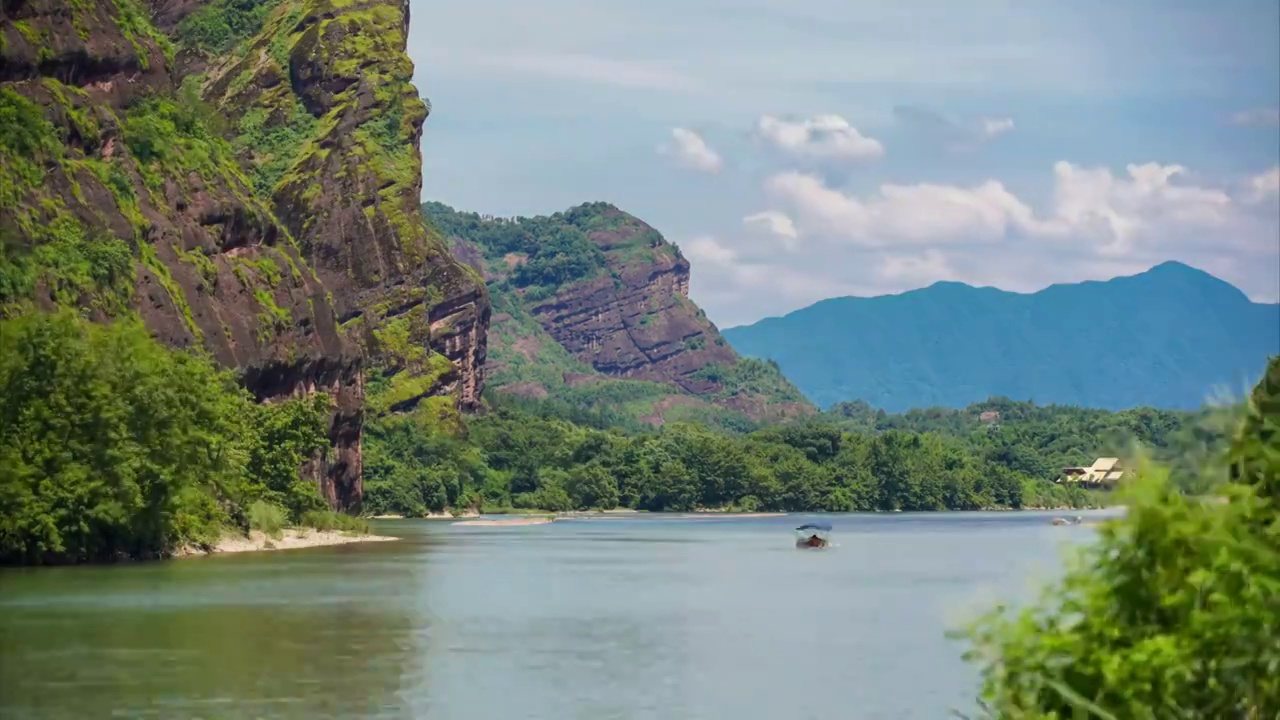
298,510,369,534
246,501,287,539
956,358,1280,719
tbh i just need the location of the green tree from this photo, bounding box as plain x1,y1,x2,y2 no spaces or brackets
565,463,619,510
0,312,251,563
957,358,1280,718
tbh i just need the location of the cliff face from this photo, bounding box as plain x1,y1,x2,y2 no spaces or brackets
428,202,814,424
195,0,490,414
519,214,736,394
0,0,489,509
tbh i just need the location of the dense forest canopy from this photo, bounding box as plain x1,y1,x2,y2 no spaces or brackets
0,312,360,565
360,385,1224,518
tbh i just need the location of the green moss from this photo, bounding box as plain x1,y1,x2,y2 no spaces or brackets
39,80,99,146
67,0,94,40
12,20,40,47
267,5,305,66
76,157,147,233
123,93,250,191
272,247,305,283
228,68,256,94
233,94,318,198
139,242,200,339
253,287,291,342
111,0,174,69
175,0,284,56
371,307,430,366
365,352,456,414
175,245,220,294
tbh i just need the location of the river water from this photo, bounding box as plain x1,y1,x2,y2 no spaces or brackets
0,511,1111,720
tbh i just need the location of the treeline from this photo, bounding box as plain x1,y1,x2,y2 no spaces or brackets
827,397,1234,493
424,201,610,297
959,356,1279,717
362,393,1111,517
0,312,357,565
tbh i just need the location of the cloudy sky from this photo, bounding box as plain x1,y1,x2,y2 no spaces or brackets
407,0,1280,327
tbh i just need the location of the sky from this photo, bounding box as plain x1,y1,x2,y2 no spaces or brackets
406,0,1280,328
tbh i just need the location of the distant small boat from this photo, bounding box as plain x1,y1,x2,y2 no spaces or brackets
795,522,832,549
1051,515,1084,526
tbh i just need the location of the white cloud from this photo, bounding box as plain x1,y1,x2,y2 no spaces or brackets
684,235,737,265
688,161,1280,323
742,211,799,250
760,161,1268,257
1046,161,1240,256
981,117,1015,138
755,114,885,162
764,171,1047,247
685,238,866,326
1245,166,1280,203
663,128,723,173
1228,108,1280,127
877,250,960,285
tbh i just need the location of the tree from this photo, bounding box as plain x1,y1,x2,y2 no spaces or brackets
0,312,251,563
565,463,619,510
957,358,1280,718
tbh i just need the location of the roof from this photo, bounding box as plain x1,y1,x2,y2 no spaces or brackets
796,522,832,532
1091,457,1120,472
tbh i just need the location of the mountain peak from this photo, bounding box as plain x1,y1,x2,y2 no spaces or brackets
723,262,1279,412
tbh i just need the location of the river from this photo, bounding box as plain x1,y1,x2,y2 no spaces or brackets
0,511,1112,719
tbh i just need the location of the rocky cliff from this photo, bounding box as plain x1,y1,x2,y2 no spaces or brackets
0,0,489,510
426,201,813,425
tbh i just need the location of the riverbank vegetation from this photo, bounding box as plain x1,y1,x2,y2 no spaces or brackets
362,388,1220,517
957,356,1279,718
0,312,357,565
0,309,1245,565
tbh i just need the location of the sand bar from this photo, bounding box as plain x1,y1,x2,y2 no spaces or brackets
452,517,555,527
683,512,787,518
178,529,398,557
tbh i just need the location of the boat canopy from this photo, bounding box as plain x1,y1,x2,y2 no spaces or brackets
795,522,832,532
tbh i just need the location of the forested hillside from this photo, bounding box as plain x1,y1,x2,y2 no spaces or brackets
425,201,813,431
360,385,1229,517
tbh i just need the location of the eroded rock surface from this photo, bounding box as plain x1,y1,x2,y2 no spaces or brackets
0,0,490,509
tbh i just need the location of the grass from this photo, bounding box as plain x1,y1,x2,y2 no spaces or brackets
248,501,371,537
298,510,370,534
247,500,287,539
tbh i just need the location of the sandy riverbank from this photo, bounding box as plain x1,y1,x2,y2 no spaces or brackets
452,517,555,527
684,512,787,518
178,529,398,557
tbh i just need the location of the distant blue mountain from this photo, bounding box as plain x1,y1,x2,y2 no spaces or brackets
722,262,1280,412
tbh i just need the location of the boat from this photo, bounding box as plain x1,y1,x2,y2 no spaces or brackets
794,522,832,549
1051,515,1084,526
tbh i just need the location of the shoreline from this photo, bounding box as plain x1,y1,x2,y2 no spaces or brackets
177,529,398,557
452,517,555,527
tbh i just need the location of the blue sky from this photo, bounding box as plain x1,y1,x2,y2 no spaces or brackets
407,0,1280,327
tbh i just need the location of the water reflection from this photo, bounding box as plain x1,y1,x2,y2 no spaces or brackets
0,541,432,720
0,513,1100,720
